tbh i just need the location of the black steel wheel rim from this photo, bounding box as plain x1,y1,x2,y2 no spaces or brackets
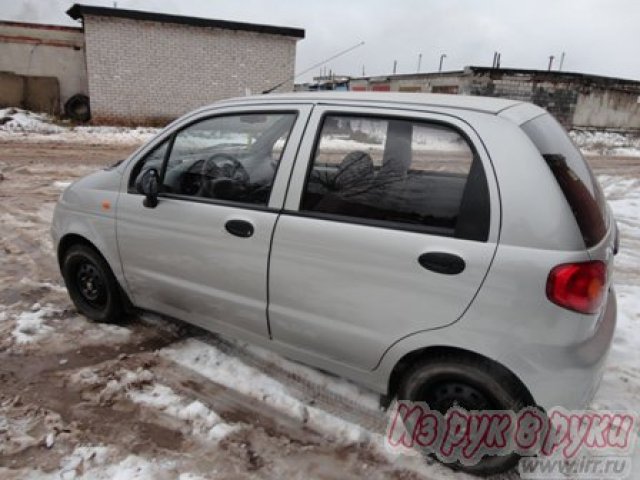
421,380,494,412
75,261,107,307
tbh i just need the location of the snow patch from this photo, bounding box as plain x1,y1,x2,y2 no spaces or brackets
0,108,65,134
53,181,72,190
571,130,640,157
129,383,239,442
12,303,57,344
0,107,160,145
161,338,367,445
55,445,176,480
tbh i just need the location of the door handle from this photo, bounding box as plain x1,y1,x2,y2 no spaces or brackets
225,219,254,238
418,252,465,275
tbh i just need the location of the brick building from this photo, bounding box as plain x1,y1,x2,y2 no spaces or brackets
347,67,640,131
66,5,304,124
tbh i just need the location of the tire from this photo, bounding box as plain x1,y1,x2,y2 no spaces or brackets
397,352,533,476
61,244,124,323
64,94,91,122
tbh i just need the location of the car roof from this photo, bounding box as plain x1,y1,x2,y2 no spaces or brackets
215,91,525,115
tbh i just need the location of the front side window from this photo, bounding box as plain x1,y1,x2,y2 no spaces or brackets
130,139,169,189
301,115,490,240
158,113,296,205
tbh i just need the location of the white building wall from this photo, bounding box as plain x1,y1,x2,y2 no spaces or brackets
0,22,88,108
83,15,298,124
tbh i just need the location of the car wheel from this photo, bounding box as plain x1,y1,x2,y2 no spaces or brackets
61,244,124,323
397,352,533,476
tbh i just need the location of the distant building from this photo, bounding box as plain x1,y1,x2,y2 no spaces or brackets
296,67,640,132
347,67,640,131
0,21,87,116
295,74,350,91
0,5,305,124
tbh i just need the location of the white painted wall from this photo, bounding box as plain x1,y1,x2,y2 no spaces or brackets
0,22,88,108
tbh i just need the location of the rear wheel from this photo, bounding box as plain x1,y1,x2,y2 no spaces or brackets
397,353,533,476
61,244,124,323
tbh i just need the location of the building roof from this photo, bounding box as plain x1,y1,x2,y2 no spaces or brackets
0,20,82,32
0,20,84,48
465,66,640,87
66,4,305,39
349,66,640,87
215,91,524,115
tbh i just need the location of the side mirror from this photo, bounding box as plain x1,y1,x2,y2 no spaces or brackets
136,168,159,208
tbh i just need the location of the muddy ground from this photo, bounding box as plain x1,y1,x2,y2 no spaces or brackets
0,141,436,480
1,140,638,479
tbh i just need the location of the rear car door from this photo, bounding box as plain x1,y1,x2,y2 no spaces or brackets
268,106,501,370
116,105,311,340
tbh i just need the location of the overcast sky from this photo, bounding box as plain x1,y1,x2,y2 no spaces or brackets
3,0,640,82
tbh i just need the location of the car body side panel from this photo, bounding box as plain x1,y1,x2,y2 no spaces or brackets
114,105,312,339
463,111,586,251
268,105,501,370
51,169,124,285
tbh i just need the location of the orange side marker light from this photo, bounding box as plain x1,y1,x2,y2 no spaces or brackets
101,200,111,211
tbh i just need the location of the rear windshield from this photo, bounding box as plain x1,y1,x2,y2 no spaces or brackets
522,114,608,248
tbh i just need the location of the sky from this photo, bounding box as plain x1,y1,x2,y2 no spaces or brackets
2,0,640,83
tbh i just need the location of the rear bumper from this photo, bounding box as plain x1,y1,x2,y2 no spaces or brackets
526,288,617,410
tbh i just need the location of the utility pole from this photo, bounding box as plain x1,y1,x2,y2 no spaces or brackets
548,55,555,71
393,60,397,74
559,52,566,71
439,53,447,72
417,53,422,73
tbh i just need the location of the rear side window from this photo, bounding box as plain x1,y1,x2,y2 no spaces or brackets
300,115,490,241
522,114,607,247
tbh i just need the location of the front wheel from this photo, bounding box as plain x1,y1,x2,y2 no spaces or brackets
397,353,534,476
61,244,124,323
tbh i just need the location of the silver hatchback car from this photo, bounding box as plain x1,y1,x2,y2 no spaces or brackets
52,93,617,473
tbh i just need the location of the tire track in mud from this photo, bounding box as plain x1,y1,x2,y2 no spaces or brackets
194,333,390,434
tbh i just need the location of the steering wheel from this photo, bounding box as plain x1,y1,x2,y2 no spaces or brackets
195,153,250,198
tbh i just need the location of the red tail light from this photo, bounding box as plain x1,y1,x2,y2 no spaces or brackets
546,261,607,314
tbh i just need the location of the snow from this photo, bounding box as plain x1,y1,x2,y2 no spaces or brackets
11,303,57,344
241,341,381,411
0,108,65,134
53,445,176,480
161,338,368,445
591,175,640,412
53,180,72,189
0,108,159,145
129,383,239,442
71,366,239,443
570,130,640,157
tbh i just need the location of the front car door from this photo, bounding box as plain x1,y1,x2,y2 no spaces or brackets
268,105,500,370
116,105,311,341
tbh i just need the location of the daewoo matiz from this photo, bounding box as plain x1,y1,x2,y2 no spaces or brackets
52,93,618,474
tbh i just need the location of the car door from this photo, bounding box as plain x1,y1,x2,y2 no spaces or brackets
268,106,501,370
116,105,311,340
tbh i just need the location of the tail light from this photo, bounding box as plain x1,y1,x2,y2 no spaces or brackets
546,261,607,314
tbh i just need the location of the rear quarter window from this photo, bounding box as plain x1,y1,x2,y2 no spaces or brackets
521,114,608,248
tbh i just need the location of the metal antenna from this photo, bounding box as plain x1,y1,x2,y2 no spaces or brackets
262,41,365,94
